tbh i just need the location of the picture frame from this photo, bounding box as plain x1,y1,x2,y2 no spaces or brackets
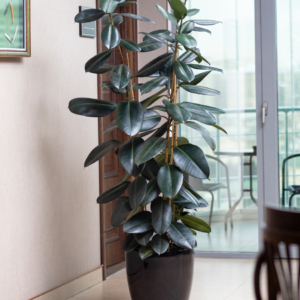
0,0,30,57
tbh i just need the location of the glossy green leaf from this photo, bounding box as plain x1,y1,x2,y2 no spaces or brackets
141,159,160,181
184,121,216,151
134,52,174,77
167,222,195,249
157,165,183,199
123,211,153,233
139,244,155,260
85,140,122,167
116,101,144,136
182,102,224,115
213,124,227,134
189,228,197,236
188,64,222,73
110,64,131,89
85,50,112,72
97,181,130,204
135,137,168,166
69,98,117,118
151,121,168,138
139,32,170,46
141,109,161,132
128,176,147,209
101,25,121,49
174,61,195,82
139,129,156,138
111,197,131,228
176,34,197,48
119,171,132,183
180,103,216,125
184,71,211,86
143,30,172,42
169,0,187,16
102,13,123,25
120,39,141,52
155,3,177,25
192,26,211,34
187,9,200,16
75,9,105,23
117,1,137,7
89,64,114,74
101,82,127,94
185,47,210,65
151,197,172,235
180,185,208,207
192,19,221,26
172,196,200,209
181,85,220,96
163,100,191,122
118,137,145,176
141,77,169,95
104,119,118,135
134,229,154,246
181,21,195,34
180,215,211,233
178,48,200,63
140,179,161,206
100,0,119,13
126,206,142,220
151,234,169,255
120,13,154,23
173,144,210,179
139,40,165,52
122,234,139,252
141,92,167,109
152,105,166,112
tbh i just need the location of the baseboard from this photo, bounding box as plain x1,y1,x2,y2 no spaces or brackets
28,266,103,300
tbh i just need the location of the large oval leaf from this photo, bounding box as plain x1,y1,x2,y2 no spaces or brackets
135,137,168,166
180,21,195,34
75,9,105,23
193,26,211,34
178,48,200,64
140,77,169,95
119,13,154,23
141,179,161,206
172,196,200,209
140,32,169,47
134,52,174,77
123,211,153,233
102,82,126,94
163,100,191,122
102,13,123,25
85,50,112,72
188,64,223,73
143,30,171,42
192,19,222,26
141,109,161,132
116,101,144,136
110,64,131,89
151,198,172,235
134,229,154,246
155,3,177,24
181,85,220,96
100,0,119,13
167,222,195,249
97,181,130,204
120,39,141,52
128,176,147,209
111,197,131,228
69,98,117,118
169,0,187,16
176,34,197,48
151,121,168,138
180,103,216,125
181,102,224,115
118,137,145,176
89,64,114,74
180,185,208,207
104,119,118,135
183,71,211,86
173,61,195,82
101,25,121,49
151,234,169,255
141,159,160,181
180,215,211,233
85,140,122,167
173,144,210,179
184,121,216,151
187,9,200,16
157,165,183,199
139,244,155,260
139,40,165,52
122,234,139,252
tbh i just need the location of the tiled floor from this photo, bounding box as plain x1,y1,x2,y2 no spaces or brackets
70,258,257,300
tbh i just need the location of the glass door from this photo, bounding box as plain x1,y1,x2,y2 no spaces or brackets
178,0,259,255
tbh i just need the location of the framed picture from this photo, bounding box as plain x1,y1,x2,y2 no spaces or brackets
0,0,30,57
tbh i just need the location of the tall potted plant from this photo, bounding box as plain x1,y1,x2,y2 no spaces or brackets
70,0,224,299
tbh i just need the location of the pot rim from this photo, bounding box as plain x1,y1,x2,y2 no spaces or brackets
132,247,194,258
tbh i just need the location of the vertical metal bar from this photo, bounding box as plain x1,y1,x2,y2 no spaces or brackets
285,111,289,206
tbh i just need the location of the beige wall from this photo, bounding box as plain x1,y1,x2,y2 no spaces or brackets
0,1,100,299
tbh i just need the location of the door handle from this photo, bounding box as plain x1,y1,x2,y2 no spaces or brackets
262,102,268,124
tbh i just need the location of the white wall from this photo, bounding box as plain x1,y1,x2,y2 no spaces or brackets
0,1,100,299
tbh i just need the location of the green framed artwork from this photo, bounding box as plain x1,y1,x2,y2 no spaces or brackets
0,0,30,57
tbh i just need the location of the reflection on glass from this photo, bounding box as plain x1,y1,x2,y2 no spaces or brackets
179,0,258,253
277,0,300,208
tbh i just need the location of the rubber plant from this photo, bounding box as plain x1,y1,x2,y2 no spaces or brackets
69,0,224,260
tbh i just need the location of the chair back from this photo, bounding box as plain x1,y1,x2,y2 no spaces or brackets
254,207,300,300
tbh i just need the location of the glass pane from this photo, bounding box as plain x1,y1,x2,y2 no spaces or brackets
179,0,258,253
277,0,300,208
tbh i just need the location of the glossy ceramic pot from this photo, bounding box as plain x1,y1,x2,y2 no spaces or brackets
126,248,194,300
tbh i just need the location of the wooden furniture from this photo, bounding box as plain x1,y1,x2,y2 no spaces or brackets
254,206,300,300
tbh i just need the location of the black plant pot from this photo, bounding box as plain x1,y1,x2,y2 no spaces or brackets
126,248,194,300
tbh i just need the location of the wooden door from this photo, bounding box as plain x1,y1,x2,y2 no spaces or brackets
96,1,138,279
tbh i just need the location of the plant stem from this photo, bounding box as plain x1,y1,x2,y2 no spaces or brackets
109,15,124,65
126,52,135,101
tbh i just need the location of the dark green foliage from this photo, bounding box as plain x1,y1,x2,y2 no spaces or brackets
97,181,130,204
134,229,154,246
141,159,160,181
151,234,169,255
128,176,147,209
167,222,195,249
123,234,140,252
102,13,123,25
75,9,105,23
85,50,112,72
141,109,161,131
111,197,131,228
151,198,172,235
123,211,153,234
101,25,121,49
120,39,141,52
139,244,155,260
140,178,161,206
